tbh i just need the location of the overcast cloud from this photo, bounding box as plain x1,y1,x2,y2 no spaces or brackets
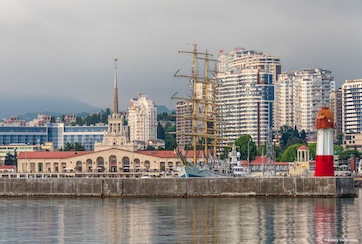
1,0,361,110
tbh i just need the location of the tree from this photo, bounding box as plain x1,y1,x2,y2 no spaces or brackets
256,144,266,157
85,114,100,125
307,143,316,160
334,145,343,155
101,108,111,123
73,142,85,151
235,135,257,161
64,142,85,151
338,149,361,161
157,122,165,140
165,134,177,149
279,125,304,149
4,151,17,166
164,121,176,149
76,116,83,125
336,133,343,146
64,142,73,151
278,143,303,162
157,112,176,122
300,130,307,144
274,146,283,160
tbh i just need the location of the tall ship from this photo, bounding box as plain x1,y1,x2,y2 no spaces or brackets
172,44,228,177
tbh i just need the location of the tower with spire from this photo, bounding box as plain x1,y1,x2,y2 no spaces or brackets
94,58,135,152
113,58,119,115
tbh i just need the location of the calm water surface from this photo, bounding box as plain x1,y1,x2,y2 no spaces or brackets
0,189,361,243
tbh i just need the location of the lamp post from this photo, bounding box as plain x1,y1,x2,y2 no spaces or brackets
247,139,251,173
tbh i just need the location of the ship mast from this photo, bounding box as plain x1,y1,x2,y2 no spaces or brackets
173,44,226,165
212,62,219,157
204,50,209,163
192,44,198,164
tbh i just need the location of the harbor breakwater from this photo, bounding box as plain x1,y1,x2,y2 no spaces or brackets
0,177,356,198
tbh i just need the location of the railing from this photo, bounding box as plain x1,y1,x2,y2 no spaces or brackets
0,171,177,179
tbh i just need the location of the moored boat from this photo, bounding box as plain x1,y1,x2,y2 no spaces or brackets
229,145,249,177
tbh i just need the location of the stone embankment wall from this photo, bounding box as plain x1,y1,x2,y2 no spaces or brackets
0,177,356,198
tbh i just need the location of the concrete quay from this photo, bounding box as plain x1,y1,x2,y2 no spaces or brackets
0,177,356,198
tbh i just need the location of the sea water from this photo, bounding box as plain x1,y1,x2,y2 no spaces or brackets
0,189,361,243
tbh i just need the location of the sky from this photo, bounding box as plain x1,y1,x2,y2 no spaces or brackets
1,0,362,111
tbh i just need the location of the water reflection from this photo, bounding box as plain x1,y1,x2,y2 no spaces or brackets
0,190,361,243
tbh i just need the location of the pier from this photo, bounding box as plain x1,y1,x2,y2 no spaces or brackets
0,176,356,198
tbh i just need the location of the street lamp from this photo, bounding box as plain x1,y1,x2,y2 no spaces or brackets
247,139,251,173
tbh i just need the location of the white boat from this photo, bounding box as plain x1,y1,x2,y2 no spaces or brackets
334,165,352,177
358,159,362,176
229,145,249,177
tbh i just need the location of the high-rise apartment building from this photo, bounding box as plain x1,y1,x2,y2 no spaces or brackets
330,88,342,139
176,100,193,149
128,94,157,144
273,72,294,130
217,69,274,146
342,79,362,134
293,69,334,132
219,48,281,84
274,68,334,133
217,48,279,146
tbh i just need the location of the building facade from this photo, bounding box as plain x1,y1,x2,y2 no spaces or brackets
128,94,157,145
175,100,193,149
217,48,280,146
217,69,274,146
273,72,294,129
274,68,334,133
0,144,42,165
218,48,281,83
342,79,362,135
293,69,334,132
330,88,343,140
0,123,107,150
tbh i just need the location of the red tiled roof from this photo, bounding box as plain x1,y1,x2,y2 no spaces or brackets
0,165,16,170
137,150,205,159
240,156,288,165
137,150,176,158
297,145,309,150
17,151,92,159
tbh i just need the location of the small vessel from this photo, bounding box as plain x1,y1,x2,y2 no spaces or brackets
176,149,220,178
334,165,352,177
178,165,216,178
229,145,248,177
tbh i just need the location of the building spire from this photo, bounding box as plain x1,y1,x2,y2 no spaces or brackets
113,58,119,114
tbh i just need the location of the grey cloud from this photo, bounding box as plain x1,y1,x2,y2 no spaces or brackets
0,0,361,112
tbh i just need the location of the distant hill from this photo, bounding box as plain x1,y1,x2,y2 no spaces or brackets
157,105,174,114
0,95,103,119
18,112,94,121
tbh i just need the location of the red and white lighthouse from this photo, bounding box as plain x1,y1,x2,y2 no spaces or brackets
315,107,335,176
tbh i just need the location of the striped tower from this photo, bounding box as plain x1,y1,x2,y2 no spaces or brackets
314,107,335,176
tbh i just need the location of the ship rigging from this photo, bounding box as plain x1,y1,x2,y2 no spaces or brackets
172,44,227,173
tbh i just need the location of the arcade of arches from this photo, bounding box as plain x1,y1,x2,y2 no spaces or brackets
17,149,189,174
